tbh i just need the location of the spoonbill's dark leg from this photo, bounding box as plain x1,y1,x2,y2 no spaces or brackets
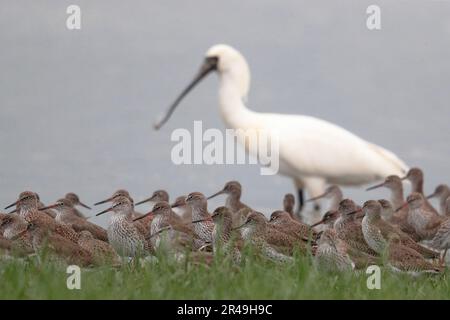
296,188,304,214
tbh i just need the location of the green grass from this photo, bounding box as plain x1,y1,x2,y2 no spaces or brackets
0,250,449,299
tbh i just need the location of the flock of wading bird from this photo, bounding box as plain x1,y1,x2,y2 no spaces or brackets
0,167,449,276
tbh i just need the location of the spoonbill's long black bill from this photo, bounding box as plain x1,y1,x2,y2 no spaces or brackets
154,57,218,130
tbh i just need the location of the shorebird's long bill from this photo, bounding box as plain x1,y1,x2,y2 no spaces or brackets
154,57,218,130
191,218,209,224
135,196,154,206
395,202,409,212
306,193,327,202
366,182,385,191
207,190,225,200
93,197,113,206
4,200,18,210
347,208,363,216
38,204,58,211
310,219,325,228
8,208,17,214
232,222,247,230
96,207,114,216
425,193,436,200
79,202,91,210
133,211,154,222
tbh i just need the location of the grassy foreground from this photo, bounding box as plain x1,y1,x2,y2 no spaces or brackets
0,250,449,300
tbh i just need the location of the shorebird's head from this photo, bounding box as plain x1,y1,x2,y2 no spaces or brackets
38,198,73,213
154,44,250,130
152,201,172,216
366,175,402,192
96,196,132,216
269,210,291,224
283,194,295,213
310,210,339,228
0,214,14,228
405,192,424,209
241,211,266,233
135,190,169,206
211,206,233,225
362,200,381,219
208,181,242,200
338,199,358,217
402,167,423,184
426,184,449,200
5,191,38,212
185,192,207,209
378,199,394,219
65,193,91,210
170,196,187,209
133,202,170,222
94,189,131,206
1,214,27,239
378,199,392,210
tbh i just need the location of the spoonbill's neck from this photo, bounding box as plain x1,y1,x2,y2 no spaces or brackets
217,72,256,130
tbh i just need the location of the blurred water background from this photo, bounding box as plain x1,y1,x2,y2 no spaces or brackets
0,1,449,225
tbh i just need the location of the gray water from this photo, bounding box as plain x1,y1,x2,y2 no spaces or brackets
0,1,449,226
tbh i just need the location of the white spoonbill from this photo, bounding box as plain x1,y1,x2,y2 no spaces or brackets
154,44,408,212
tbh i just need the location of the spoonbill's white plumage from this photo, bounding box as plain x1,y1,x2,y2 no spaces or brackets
155,44,408,211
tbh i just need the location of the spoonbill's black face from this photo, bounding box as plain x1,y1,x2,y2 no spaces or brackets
154,56,218,129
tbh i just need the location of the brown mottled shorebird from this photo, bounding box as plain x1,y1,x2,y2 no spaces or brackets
207,181,251,228
426,184,450,216
210,206,243,261
96,196,151,257
4,192,79,243
397,192,443,241
269,210,317,241
65,192,90,218
22,219,93,267
0,213,34,254
306,185,343,211
386,234,443,275
135,201,192,252
378,199,419,241
5,191,55,224
361,200,438,259
40,198,107,241
170,196,192,224
78,231,120,265
250,212,309,254
401,167,438,214
315,229,354,272
236,212,295,262
185,192,214,249
334,199,378,257
430,198,450,264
